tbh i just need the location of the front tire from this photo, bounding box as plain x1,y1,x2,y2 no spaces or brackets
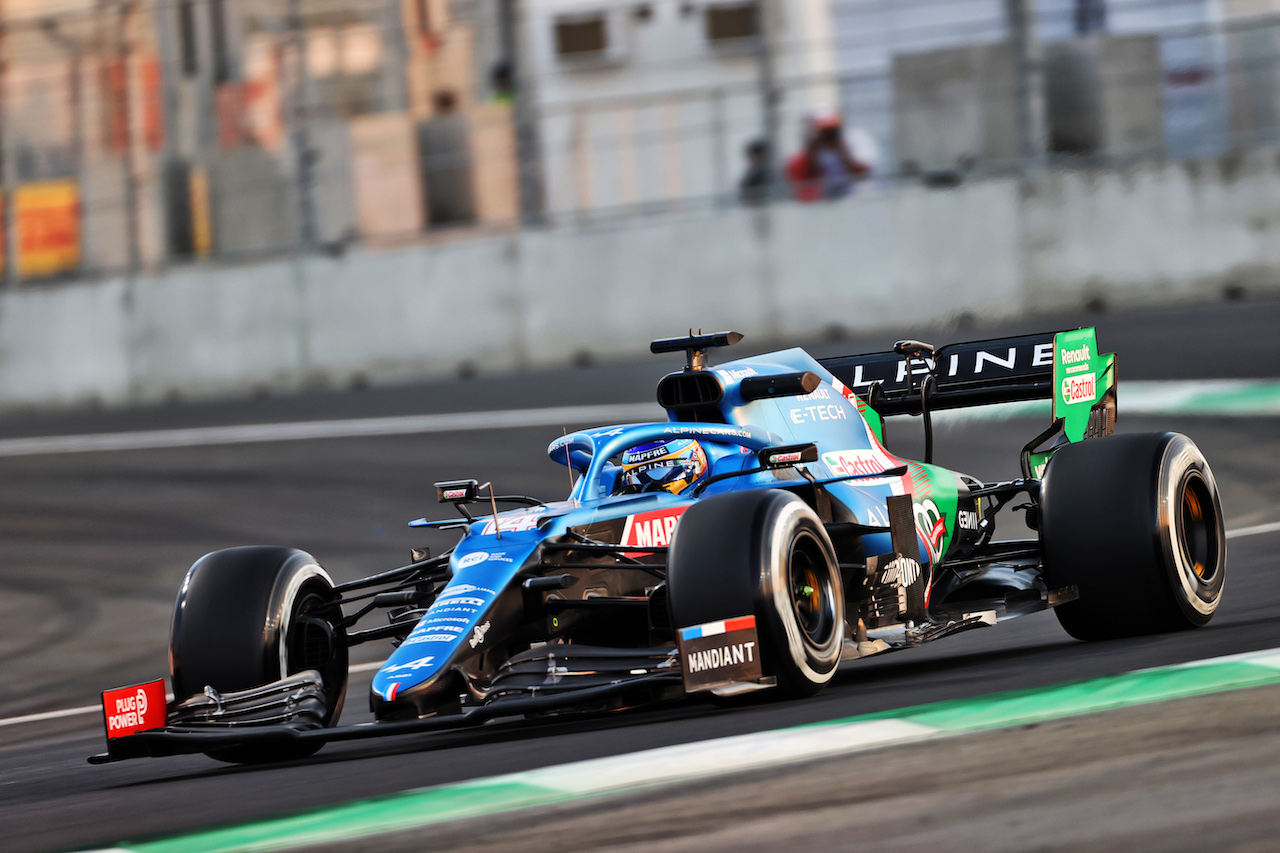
170,546,349,763
667,490,844,697
1040,432,1226,640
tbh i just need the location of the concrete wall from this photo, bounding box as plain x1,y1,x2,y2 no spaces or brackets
1022,150,1280,307
3,149,1280,412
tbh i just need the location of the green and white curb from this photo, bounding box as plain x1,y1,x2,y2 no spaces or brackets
84,646,1280,853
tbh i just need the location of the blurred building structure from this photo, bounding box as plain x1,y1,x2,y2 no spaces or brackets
0,0,164,278
153,0,519,256
831,0,1280,173
0,0,519,281
521,0,839,217
2,0,1280,281
835,0,1163,171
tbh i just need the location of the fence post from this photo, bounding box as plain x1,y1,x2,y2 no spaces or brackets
0,4,16,286
286,0,317,250
711,88,728,204
756,0,782,199
500,0,545,225
1006,0,1046,167
151,0,182,266
116,1,142,274
38,17,84,273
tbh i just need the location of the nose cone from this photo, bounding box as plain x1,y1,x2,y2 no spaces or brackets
369,538,542,721
371,665,464,721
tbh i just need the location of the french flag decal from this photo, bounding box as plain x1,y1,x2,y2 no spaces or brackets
383,682,401,702
679,614,756,642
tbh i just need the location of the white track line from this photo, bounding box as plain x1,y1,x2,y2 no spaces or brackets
1226,521,1280,539
3,522,1278,731
0,704,101,728
0,403,664,458
1,394,1273,726
6,519,1279,732
0,662,388,729
6,521,1280,730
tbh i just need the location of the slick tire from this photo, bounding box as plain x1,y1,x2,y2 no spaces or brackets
1040,433,1226,641
170,546,349,763
667,490,844,698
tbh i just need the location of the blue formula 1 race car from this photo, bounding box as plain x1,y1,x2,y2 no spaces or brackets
93,330,1226,764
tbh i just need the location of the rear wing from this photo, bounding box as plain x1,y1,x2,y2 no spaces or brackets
821,328,1116,474
821,331,1062,417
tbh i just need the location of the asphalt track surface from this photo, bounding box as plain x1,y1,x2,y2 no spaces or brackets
1,298,1279,852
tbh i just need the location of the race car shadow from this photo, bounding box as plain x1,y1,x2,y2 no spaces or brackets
822,618,1253,715
109,625,1229,785
831,637,1082,689
109,699,725,785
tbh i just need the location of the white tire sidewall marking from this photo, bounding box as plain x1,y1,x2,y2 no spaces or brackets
764,498,843,686
1158,436,1224,618
268,559,335,680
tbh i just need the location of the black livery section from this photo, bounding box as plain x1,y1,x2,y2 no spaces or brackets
821,331,1059,416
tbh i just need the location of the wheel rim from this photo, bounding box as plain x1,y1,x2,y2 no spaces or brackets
283,580,347,726
788,531,838,649
1176,471,1220,586
287,588,339,674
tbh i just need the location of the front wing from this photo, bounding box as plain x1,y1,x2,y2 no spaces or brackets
91,670,683,764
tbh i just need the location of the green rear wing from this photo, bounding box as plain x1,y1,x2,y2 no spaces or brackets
820,328,1117,475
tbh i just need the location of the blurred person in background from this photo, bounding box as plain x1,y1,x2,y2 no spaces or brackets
739,138,772,205
419,90,476,227
786,111,870,202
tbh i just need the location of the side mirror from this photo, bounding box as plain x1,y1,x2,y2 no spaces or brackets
435,479,479,503
894,339,935,359
739,371,822,402
758,443,819,469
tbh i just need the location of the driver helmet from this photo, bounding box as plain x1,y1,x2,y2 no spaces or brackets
617,438,708,495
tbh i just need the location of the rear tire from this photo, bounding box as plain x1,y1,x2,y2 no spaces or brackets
1040,433,1226,641
667,490,844,697
170,546,349,763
